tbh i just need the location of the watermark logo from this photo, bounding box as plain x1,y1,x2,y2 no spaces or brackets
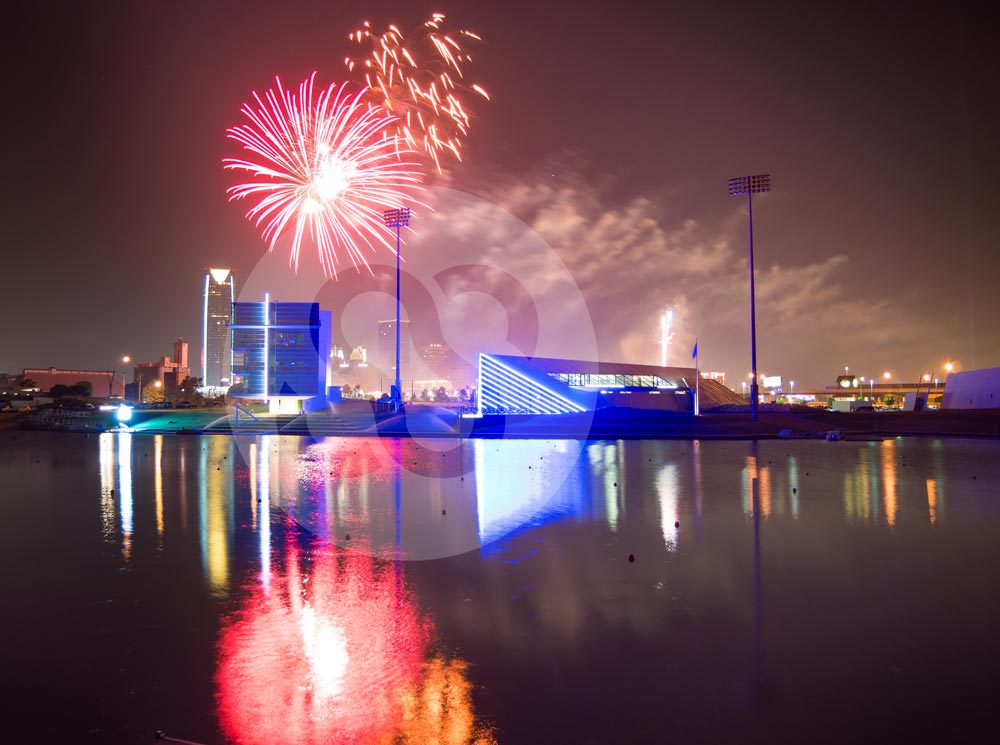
230,185,599,559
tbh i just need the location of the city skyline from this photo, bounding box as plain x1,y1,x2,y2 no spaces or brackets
3,1,998,388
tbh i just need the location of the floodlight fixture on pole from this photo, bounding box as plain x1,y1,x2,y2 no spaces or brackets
383,207,412,413
728,174,771,421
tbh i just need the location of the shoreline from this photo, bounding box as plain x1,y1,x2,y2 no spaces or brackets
6,405,1000,441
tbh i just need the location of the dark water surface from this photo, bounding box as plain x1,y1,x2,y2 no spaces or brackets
2,431,998,744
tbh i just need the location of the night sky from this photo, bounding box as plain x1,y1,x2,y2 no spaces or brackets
4,0,998,388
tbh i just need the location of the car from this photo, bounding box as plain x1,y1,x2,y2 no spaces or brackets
176,401,195,409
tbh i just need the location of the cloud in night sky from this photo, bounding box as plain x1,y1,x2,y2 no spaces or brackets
422,158,923,386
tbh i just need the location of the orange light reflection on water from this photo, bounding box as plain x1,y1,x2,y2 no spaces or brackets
742,454,772,519
926,479,938,525
154,435,164,539
880,440,898,527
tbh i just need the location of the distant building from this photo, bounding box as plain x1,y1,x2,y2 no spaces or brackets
21,367,124,398
704,371,726,386
378,319,410,383
230,299,331,413
329,345,380,395
329,345,379,395
131,338,190,401
172,337,188,370
420,343,452,381
203,268,234,387
942,367,1000,409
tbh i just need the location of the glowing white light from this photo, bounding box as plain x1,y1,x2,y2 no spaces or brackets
300,605,349,698
660,308,674,367
657,464,680,552
312,155,355,201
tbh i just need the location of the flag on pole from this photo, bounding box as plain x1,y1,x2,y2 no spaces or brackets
693,338,700,416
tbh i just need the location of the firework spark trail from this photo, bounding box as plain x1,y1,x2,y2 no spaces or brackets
345,13,490,172
225,73,422,276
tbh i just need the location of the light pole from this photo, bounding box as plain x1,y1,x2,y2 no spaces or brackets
790,380,795,398
728,174,770,421
121,356,130,400
920,373,931,400
383,207,411,413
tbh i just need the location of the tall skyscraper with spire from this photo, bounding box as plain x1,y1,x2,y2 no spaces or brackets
202,268,234,387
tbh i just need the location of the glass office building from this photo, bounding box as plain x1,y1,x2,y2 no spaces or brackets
230,299,331,412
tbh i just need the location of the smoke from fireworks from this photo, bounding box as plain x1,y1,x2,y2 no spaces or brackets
345,12,490,172
225,73,422,276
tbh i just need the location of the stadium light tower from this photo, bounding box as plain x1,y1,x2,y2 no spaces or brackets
728,174,771,421
383,207,412,413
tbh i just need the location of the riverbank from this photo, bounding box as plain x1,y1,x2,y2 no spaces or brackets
6,404,1000,439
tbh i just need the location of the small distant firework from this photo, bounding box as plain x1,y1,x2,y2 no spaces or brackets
345,12,490,172
225,73,421,276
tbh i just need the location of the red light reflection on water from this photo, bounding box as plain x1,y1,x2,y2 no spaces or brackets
216,543,495,744
216,544,430,744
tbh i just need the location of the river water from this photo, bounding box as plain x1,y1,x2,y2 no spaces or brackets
1,431,998,744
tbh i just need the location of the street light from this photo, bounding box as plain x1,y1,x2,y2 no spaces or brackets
728,174,770,421
789,380,795,397
383,207,412,413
